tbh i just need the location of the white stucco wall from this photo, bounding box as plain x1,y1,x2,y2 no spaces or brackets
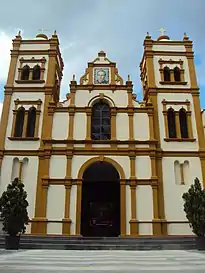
136,156,151,179
0,156,39,234
71,156,93,179
19,43,50,51
5,92,45,150
134,113,149,140
49,156,67,178
46,185,65,235
47,185,65,220
157,93,199,151
73,113,87,140
152,44,186,52
52,113,69,140
116,113,129,140
136,185,153,235
106,156,130,179
163,156,202,235
75,90,128,107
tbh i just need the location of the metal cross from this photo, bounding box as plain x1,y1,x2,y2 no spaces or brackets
159,28,166,36
38,28,49,33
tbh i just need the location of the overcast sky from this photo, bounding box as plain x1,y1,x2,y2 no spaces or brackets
0,0,205,115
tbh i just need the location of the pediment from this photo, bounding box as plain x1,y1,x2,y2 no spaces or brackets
80,51,123,86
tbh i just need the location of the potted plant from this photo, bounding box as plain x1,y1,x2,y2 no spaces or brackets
0,177,29,250
182,177,205,250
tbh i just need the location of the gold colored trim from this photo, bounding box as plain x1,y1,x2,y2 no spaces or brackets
129,154,138,235
15,80,45,84
55,106,152,114
185,42,205,188
147,110,155,140
76,156,126,236
175,112,181,138
129,184,138,235
159,81,187,85
68,111,75,140
164,138,195,142
85,108,92,141
35,111,40,138
32,38,60,234
162,99,190,106
11,111,17,137
62,155,72,235
14,99,42,106
3,147,201,158
143,38,167,235
22,111,28,137
128,112,134,141
0,36,21,168
158,59,183,65
187,112,193,139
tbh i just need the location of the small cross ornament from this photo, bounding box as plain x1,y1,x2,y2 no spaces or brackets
159,28,166,36
38,28,49,33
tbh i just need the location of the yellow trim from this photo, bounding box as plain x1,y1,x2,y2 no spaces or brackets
22,111,28,137
62,155,72,234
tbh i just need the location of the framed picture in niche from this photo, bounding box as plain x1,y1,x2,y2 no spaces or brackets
94,68,109,84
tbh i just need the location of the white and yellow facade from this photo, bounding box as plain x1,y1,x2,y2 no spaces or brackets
0,31,205,237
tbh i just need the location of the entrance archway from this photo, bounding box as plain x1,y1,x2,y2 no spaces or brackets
81,161,120,237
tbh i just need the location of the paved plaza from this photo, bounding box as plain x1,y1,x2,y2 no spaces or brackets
0,249,205,272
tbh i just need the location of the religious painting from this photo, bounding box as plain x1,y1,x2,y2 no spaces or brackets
94,68,109,84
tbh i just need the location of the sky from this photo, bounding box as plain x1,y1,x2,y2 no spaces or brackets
0,0,205,117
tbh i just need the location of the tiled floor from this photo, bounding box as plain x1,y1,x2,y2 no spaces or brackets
0,249,205,272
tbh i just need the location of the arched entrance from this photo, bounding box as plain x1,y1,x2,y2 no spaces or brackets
81,161,120,237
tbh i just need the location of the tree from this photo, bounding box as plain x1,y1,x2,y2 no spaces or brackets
182,177,205,237
0,177,29,236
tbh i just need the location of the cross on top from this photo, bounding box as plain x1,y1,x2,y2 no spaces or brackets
38,28,49,33
159,28,166,36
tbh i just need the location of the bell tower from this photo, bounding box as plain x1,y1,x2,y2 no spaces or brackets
140,30,205,235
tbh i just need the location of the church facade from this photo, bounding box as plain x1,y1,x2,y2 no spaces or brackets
0,30,205,237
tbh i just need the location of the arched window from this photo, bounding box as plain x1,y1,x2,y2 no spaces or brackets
163,66,171,82
26,107,36,137
32,65,41,80
179,108,188,138
21,65,30,80
14,107,25,137
167,108,176,138
91,102,111,140
174,67,181,82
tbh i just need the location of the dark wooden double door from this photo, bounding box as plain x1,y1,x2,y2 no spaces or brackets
81,162,120,237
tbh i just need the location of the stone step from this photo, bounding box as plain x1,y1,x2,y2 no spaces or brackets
0,242,196,250
0,235,197,250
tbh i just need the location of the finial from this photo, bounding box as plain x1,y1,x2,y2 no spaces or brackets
54,30,57,35
72,74,75,81
145,32,151,39
183,32,189,41
159,28,166,36
128,74,131,81
15,30,22,39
